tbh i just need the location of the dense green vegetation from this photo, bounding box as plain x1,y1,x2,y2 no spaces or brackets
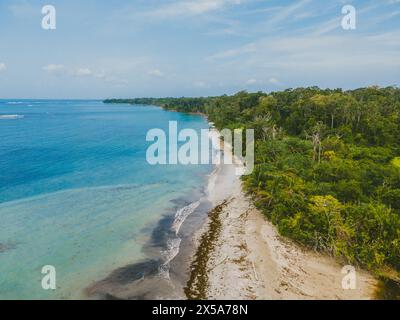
105,86,400,284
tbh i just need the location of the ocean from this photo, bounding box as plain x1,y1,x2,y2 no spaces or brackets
0,100,213,299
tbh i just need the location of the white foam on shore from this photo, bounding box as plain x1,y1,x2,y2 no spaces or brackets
159,238,182,279
158,127,228,280
0,114,24,120
159,201,201,279
172,201,200,236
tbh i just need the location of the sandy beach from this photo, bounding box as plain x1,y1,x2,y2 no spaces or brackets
186,130,378,300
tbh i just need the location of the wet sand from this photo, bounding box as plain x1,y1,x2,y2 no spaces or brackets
85,193,212,300
84,162,221,300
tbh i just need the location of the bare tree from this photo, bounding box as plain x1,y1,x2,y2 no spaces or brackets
306,122,325,163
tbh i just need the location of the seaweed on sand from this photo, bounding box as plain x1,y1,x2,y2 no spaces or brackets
184,200,229,300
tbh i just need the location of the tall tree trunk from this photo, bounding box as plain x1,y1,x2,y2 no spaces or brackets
318,143,322,163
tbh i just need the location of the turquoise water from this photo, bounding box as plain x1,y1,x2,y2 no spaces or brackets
0,100,212,299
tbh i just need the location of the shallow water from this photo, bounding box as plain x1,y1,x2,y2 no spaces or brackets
0,100,212,299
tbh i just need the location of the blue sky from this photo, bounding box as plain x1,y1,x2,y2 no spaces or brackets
0,0,399,99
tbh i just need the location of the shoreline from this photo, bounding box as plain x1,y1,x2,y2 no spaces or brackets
185,130,379,300
83,127,219,300
84,124,379,300
84,181,213,300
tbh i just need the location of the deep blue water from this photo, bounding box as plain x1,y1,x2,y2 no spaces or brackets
0,100,212,299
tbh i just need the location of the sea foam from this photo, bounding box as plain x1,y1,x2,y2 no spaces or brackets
159,201,201,279
0,114,24,119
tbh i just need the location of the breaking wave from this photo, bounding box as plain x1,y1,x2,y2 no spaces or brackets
0,114,24,120
159,201,200,279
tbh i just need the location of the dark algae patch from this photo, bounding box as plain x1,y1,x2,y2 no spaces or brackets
0,242,17,253
184,200,229,300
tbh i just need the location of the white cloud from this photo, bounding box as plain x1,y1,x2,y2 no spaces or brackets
245,78,281,86
41,64,128,86
93,70,106,79
147,69,165,78
369,10,400,25
208,43,256,60
209,32,400,68
207,32,400,89
43,64,65,73
269,78,282,86
246,79,257,85
312,16,341,36
142,0,242,18
72,68,93,77
266,0,311,27
0,63,6,72
313,2,384,36
92,69,128,85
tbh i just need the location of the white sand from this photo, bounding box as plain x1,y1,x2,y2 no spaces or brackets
192,130,378,300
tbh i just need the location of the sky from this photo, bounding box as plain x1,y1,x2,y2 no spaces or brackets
0,0,399,99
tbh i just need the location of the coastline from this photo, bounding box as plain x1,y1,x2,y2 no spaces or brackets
84,123,379,300
84,167,214,300
83,122,218,300
185,129,378,300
